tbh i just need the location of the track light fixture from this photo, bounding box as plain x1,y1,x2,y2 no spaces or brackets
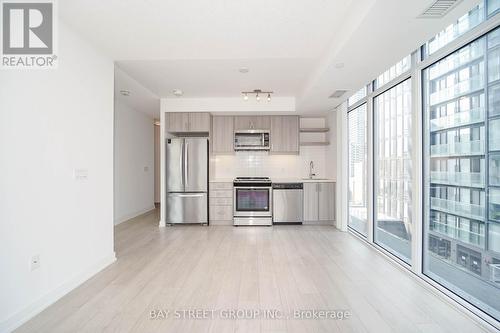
241,89,273,102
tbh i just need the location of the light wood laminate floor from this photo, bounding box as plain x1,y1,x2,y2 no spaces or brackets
16,208,489,333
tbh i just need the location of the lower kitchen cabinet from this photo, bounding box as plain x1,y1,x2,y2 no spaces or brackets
303,182,335,223
209,182,233,225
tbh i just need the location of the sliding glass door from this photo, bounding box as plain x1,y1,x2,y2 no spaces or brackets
348,104,368,236
374,79,413,263
423,27,500,321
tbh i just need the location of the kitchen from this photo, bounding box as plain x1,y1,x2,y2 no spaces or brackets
161,112,336,227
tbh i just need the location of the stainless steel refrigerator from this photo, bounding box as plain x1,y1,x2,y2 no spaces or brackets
165,138,208,225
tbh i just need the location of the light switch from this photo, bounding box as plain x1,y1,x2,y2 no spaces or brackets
74,168,89,180
31,255,40,271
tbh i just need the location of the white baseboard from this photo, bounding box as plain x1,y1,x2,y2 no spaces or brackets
114,205,156,225
0,252,116,333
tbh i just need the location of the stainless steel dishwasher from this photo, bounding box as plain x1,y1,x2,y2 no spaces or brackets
272,183,303,224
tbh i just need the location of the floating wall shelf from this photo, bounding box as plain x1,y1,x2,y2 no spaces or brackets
299,141,331,146
299,128,330,133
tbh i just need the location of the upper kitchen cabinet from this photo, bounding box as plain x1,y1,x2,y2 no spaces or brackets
212,116,234,154
166,113,189,133
270,116,299,154
234,116,270,130
166,112,211,133
189,113,211,132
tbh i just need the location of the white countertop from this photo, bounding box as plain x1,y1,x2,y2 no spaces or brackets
272,178,336,183
209,178,336,183
209,178,234,183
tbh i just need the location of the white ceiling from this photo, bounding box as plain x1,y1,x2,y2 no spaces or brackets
115,58,314,98
60,0,481,116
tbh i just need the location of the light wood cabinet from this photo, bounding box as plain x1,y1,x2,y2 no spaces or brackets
304,183,319,222
189,113,211,132
209,182,233,225
166,113,189,133
318,183,335,221
270,116,299,154
166,112,210,133
212,116,234,154
234,116,270,130
303,182,335,223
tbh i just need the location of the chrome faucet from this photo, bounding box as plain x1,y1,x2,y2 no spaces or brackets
309,161,316,179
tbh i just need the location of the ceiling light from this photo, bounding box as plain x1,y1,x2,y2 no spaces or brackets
120,90,130,96
241,89,273,101
172,89,183,97
239,67,249,73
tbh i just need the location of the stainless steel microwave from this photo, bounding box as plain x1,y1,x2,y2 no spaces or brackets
234,130,270,150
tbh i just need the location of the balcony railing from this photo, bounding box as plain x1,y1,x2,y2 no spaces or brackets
430,171,484,187
430,140,484,157
430,220,485,247
430,197,485,220
490,137,500,151
430,75,484,106
430,107,484,131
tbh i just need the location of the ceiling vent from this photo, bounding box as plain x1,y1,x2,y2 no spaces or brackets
418,0,463,18
329,90,348,98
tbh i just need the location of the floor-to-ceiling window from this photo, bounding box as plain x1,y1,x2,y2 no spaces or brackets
348,103,368,236
423,26,500,321
374,79,413,263
343,0,500,326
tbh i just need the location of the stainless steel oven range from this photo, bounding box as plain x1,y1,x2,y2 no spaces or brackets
233,177,272,226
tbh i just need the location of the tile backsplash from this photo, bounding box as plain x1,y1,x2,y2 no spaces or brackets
212,146,327,179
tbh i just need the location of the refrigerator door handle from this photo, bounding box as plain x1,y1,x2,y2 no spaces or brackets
184,142,189,187
179,140,185,187
169,193,205,198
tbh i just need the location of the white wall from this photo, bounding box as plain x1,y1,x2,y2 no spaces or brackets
154,124,161,203
114,100,155,224
0,21,115,332
326,111,337,181
336,102,348,231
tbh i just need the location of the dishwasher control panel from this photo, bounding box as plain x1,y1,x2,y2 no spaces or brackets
272,183,303,189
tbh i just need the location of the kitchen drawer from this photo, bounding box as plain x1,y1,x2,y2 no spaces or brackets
210,182,233,190
209,190,233,198
210,206,233,221
210,197,233,206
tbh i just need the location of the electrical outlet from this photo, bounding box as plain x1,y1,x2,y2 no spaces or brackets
144,166,149,172
31,255,40,271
